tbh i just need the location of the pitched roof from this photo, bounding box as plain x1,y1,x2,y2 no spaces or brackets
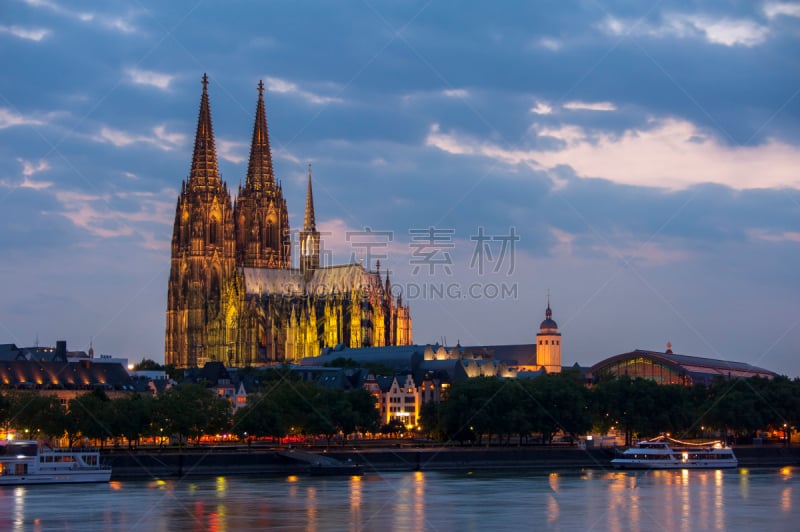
244,263,384,296
0,360,133,389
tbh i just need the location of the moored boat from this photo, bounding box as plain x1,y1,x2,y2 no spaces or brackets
308,460,364,476
0,440,112,485
611,436,738,470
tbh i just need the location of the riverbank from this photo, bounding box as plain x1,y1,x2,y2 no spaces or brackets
103,445,800,479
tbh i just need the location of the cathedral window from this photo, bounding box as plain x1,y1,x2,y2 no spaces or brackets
209,218,218,246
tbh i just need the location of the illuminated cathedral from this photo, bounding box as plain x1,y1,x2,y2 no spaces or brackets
165,75,412,368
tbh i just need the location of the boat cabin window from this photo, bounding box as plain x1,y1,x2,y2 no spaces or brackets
0,442,38,457
639,443,667,449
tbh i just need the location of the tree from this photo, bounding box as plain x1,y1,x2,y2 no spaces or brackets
304,388,350,446
133,358,164,371
345,388,380,436
592,376,664,445
525,374,591,444
440,377,506,445
231,394,285,440
156,384,232,445
68,388,114,447
419,401,444,440
111,394,154,448
8,392,68,442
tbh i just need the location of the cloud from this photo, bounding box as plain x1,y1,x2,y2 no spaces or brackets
550,226,691,266
19,159,53,189
20,158,49,177
94,124,186,151
688,16,770,47
316,218,408,267
23,0,139,34
51,188,174,241
764,2,800,19
747,229,800,243
264,76,343,105
273,146,300,164
600,13,770,47
530,101,553,115
217,139,248,164
0,158,53,190
126,68,175,90
592,237,693,267
0,108,43,129
425,118,800,191
537,37,562,51
20,177,53,190
563,101,617,112
442,89,469,98
0,25,50,41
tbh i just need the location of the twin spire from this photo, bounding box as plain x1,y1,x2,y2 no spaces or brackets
189,73,220,186
245,79,276,193
188,74,318,266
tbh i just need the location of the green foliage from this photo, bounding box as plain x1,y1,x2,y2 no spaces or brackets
156,384,232,445
68,390,114,446
7,392,68,441
133,358,164,371
111,394,154,448
232,393,285,439
2,373,799,447
345,388,381,434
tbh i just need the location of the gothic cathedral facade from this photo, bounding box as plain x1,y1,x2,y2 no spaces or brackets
165,76,412,368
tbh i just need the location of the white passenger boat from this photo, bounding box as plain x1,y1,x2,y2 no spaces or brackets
611,436,738,469
0,440,111,485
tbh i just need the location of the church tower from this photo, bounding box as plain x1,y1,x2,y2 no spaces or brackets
166,75,238,368
536,297,561,373
300,164,321,272
234,81,291,269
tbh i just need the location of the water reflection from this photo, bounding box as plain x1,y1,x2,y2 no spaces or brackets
349,475,361,531
715,469,724,531
1,468,798,530
546,473,559,525
306,486,317,532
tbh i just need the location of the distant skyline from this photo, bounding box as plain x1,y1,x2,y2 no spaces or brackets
1,1,798,376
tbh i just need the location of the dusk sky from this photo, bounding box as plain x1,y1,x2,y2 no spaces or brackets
1,1,798,376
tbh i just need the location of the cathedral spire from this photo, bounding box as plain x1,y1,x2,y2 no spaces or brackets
189,73,220,186
245,80,275,192
300,163,320,272
304,164,316,231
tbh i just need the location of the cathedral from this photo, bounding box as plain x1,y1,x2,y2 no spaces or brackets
165,75,412,368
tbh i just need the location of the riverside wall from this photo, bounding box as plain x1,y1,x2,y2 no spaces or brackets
103,445,800,480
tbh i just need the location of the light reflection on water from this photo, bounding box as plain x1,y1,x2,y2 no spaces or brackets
0,468,796,531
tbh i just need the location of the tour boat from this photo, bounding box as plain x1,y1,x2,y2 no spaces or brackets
0,440,112,485
611,436,738,470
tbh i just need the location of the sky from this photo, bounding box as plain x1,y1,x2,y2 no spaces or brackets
1,0,798,376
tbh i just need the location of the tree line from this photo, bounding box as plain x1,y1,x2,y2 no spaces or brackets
0,381,380,448
421,372,800,446
1,371,798,448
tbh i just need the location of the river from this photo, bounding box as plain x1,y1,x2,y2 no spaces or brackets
0,467,796,531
